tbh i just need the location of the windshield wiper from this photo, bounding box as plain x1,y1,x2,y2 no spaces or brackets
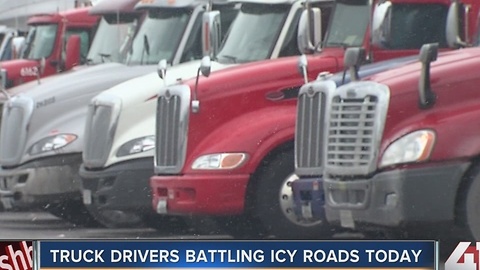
218,54,237,63
325,41,350,48
141,34,150,65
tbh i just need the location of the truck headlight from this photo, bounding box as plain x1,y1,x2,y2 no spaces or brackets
29,134,77,155
191,153,248,170
116,136,155,157
379,130,435,168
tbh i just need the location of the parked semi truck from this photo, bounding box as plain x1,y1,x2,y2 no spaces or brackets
0,0,143,217
0,0,96,31
149,0,479,239
0,0,238,226
0,7,99,88
291,1,480,238
79,0,333,229
0,27,26,61
303,8,480,241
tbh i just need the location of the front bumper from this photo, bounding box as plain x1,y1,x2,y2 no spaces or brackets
80,157,154,213
0,154,83,210
324,162,469,229
292,177,326,221
150,173,250,215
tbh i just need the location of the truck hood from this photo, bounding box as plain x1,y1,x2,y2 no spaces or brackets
95,60,232,107
93,59,234,167
0,59,40,84
369,48,480,92
5,64,91,99
13,63,157,165
343,47,480,163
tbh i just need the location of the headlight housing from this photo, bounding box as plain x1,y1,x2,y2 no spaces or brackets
379,130,435,168
29,134,78,155
191,153,248,170
116,136,155,157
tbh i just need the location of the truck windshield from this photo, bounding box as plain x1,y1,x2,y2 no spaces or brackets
21,24,58,59
387,4,448,49
87,16,137,65
216,3,290,63
0,35,12,61
126,8,190,65
324,0,370,48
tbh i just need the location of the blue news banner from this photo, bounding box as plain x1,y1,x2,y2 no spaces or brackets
39,241,437,269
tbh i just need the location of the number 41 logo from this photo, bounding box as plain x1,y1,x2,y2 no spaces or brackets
446,242,480,270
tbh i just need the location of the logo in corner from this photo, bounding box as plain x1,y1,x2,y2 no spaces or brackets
446,242,480,270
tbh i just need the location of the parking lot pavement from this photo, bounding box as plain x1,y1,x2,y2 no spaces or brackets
0,211,455,270
0,211,232,239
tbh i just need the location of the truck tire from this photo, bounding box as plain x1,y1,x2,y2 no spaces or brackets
458,165,480,241
44,199,101,227
85,205,146,229
252,149,335,239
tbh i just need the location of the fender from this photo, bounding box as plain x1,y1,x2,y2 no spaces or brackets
184,105,296,175
375,48,480,167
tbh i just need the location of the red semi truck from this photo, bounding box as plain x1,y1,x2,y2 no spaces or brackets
150,0,478,238
317,14,480,241
0,7,98,88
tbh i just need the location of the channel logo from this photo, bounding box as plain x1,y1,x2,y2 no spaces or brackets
0,241,33,270
446,242,480,270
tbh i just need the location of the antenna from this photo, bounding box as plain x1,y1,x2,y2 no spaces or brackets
207,0,213,12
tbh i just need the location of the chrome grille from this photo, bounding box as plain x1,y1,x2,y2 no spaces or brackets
155,85,191,174
83,95,122,168
295,80,336,177
0,96,34,166
324,82,390,176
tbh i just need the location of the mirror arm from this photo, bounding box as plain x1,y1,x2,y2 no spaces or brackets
192,68,201,113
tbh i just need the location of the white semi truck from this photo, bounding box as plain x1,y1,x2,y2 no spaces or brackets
0,0,238,226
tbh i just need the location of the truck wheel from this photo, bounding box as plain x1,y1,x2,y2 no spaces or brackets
252,149,334,239
458,166,480,241
44,199,101,227
85,205,146,229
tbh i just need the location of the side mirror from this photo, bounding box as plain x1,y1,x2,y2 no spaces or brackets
65,35,81,71
12,36,25,59
344,47,365,81
297,8,322,54
35,58,46,85
199,55,211,77
202,10,222,58
418,43,438,109
371,1,392,49
39,58,46,75
446,0,467,48
157,59,168,80
297,54,308,84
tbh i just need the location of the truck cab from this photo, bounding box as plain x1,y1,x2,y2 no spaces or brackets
79,0,333,229
0,0,239,227
0,8,99,88
0,27,26,61
149,0,479,239
303,4,480,241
